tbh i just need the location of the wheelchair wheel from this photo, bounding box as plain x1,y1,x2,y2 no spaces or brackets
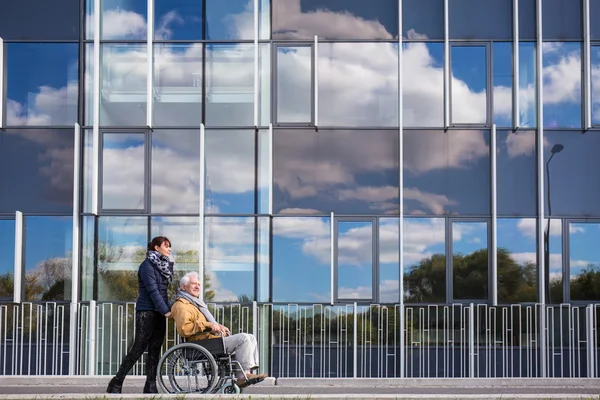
157,343,219,394
220,381,241,394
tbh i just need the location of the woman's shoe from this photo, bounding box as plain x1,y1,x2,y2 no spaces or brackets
143,380,158,394
106,377,123,394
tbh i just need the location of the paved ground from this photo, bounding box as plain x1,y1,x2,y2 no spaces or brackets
1,377,600,399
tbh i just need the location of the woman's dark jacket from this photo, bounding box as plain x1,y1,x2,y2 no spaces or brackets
136,258,170,315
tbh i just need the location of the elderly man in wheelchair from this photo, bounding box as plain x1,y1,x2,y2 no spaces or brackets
156,272,267,394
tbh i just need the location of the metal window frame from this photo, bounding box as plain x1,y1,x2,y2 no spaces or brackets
0,36,4,129
199,123,206,302
91,0,100,215
563,218,600,304
146,0,154,128
491,124,498,305
513,0,521,129
13,210,23,304
584,0,592,129
398,0,405,378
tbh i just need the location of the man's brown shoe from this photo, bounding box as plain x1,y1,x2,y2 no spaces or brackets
236,373,268,388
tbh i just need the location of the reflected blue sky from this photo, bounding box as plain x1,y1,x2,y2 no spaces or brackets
0,220,15,278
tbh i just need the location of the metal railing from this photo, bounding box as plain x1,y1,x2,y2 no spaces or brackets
0,302,598,378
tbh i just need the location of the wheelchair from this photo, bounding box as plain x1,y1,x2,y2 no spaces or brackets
157,336,248,394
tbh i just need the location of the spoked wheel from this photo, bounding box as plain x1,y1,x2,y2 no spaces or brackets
220,381,241,394
157,343,219,394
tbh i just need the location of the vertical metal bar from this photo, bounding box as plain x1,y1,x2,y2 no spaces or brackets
444,0,450,128
469,303,475,377
88,299,96,375
584,0,592,129
536,0,547,378
252,301,258,338
69,123,82,375
513,0,520,128
146,0,154,128
253,0,259,127
353,302,358,378
199,124,206,302
0,37,4,128
491,124,498,306
330,211,334,305
268,123,273,215
398,0,405,379
91,0,101,215
588,305,596,377
13,211,23,304
314,35,319,127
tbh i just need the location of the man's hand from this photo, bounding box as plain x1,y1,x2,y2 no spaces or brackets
164,312,172,318
210,323,223,333
220,325,231,336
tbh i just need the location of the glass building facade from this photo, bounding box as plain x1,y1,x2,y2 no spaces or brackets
2,0,600,378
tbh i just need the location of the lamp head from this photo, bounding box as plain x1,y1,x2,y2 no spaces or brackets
550,144,564,154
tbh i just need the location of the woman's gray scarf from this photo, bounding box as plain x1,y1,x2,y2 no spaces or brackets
176,288,217,324
146,250,174,281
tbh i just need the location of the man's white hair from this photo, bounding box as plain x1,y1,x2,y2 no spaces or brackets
180,271,200,287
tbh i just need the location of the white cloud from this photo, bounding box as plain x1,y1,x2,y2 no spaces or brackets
506,131,536,158
517,218,573,239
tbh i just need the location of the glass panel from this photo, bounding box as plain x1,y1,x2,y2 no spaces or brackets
273,217,331,302
403,218,445,303
204,217,254,302
86,0,94,39
451,46,487,125
592,0,600,40
449,0,512,40
100,44,148,126
518,0,536,40
402,0,444,40
272,0,398,40
276,46,313,124
544,131,600,217
24,216,73,302
205,130,255,214
257,129,270,214
259,44,272,126
206,0,256,40
319,43,399,127
0,0,79,40
85,44,95,126
83,129,93,214
101,0,147,40
0,129,74,214
153,44,202,127
259,0,270,40
497,219,537,303
543,43,582,128
0,220,16,300
6,43,78,126
81,216,95,301
544,218,563,303
493,43,513,127
592,46,600,126
151,217,199,299
519,42,537,127
403,42,444,127
151,130,200,213
205,44,255,127
154,0,203,40
97,216,147,302
379,218,399,303
102,133,146,210
542,0,582,40
274,129,399,215
452,221,488,301
569,222,600,301
337,221,373,300
403,130,490,216
257,217,270,302
497,130,536,216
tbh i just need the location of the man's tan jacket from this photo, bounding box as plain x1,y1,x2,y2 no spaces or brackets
171,297,220,341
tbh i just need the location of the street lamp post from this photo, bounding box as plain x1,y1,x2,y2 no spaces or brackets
544,143,563,303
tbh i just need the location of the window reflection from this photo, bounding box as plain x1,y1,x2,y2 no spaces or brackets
100,44,147,126
497,219,537,303
155,0,203,40
402,0,443,40
543,43,581,129
24,216,73,302
85,44,95,126
569,222,600,301
451,45,488,125
273,129,399,215
592,0,600,40
544,219,563,304
0,0,79,40
97,216,147,302
337,220,374,301
272,0,398,40
205,130,255,214
403,218,445,303
403,130,490,216
319,43,398,127
493,43,513,127
6,44,78,126
518,0,536,40
205,217,254,302
257,130,270,214
403,42,444,127
591,47,600,126
497,130,536,216
257,217,270,302
0,129,74,214
102,133,146,210
452,221,488,301
542,0,582,40
153,44,203,127
0,220,15,300
272,217,331,303
206,0,258,40
544,132,600,216
519,43,537,127
276,46,313,124
81,216,95,301
151,130,200,213
379,218,399,303
449,0,512,40
101,0,147,40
